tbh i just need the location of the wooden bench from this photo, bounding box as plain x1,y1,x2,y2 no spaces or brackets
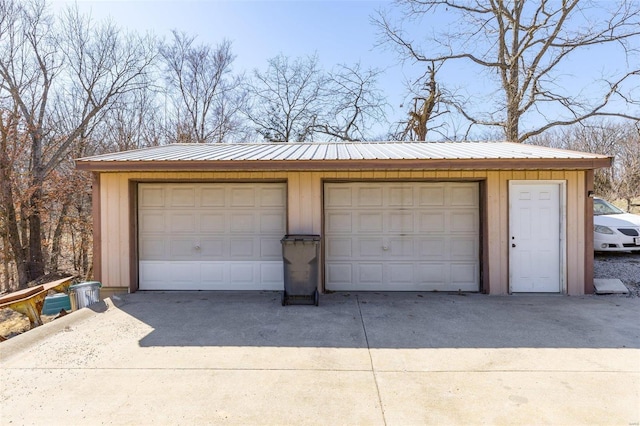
0,277,74,329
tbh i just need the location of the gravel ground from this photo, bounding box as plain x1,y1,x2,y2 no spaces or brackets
594,252,640,297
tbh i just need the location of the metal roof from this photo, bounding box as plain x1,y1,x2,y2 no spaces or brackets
75,141,612,171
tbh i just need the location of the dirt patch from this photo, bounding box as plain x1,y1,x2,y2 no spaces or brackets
0,308,60,340
0,308,30,339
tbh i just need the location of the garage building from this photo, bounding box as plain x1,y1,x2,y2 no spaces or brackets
75,141,611,297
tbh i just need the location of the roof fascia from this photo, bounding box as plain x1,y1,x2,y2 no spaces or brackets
75,157,613,172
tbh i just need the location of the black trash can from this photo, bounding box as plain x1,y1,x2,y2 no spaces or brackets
281,234,320,306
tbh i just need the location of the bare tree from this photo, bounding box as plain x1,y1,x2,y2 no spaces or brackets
160,31,245,143
0,107,28,291
615,124,640,211
0,0,156,287
314,63,387,141
93,88,163,154
246,54,326,142
392,61,454,141
375,0,640,142
530,120,640,204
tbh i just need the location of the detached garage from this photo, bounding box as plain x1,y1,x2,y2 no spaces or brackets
75,141,611,297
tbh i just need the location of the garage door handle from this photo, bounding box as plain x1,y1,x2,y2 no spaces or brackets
194,245,201,250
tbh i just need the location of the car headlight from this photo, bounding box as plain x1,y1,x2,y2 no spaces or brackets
594,225,614,234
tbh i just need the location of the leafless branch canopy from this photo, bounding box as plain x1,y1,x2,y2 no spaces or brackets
375,0,640,141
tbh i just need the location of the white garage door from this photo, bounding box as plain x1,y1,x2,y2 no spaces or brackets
138,183,286,290
324,182,479,291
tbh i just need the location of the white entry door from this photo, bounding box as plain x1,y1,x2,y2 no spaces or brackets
509,182,563,293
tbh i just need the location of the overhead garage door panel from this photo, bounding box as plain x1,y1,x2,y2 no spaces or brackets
324,182,479,291
138,183,286,290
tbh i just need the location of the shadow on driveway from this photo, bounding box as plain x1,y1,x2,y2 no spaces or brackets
113,291,640,349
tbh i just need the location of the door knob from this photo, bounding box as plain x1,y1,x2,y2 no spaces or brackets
512,244,516,248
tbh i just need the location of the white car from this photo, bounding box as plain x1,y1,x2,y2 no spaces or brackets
593,197,640,252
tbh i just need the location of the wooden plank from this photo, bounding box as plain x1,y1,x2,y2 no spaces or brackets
0,286,44,306
0,277,73,329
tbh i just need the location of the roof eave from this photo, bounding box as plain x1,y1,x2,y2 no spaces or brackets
75,157,613,172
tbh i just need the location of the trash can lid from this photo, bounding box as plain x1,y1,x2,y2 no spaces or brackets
281,234,320,242
45,292,70,299
69,281,102,289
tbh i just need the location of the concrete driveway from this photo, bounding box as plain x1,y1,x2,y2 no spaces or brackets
1,292,639,425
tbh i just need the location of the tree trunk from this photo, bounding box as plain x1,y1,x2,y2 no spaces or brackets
0,126,29,289
26,185,46,282
80,222,90,276
26,124,46,283
49,199,70,271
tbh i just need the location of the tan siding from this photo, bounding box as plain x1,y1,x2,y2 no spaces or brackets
287,172,301,233
301,172,314,232
92,173,102,284
565,170,585,295
118,175,130,287
526,171,538,180
102,174,128,288
512,171,526,180
576,170,586,295
485,172,503,294
311,173,322,235
584,170,594,294
96,169,590,295
498,171,511,293
566,171,577,294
